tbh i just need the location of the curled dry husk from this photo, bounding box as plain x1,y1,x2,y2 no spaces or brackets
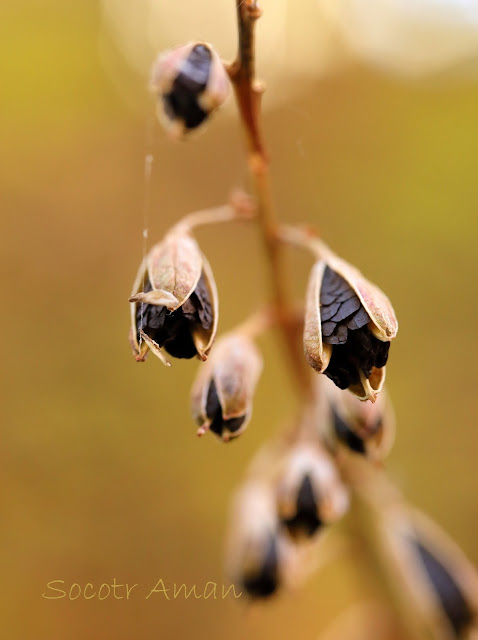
129,230,218,366
321,376,396,463
150,41,230,140
191,332,263,442
304,252,398,402
379,505,478,639
226,481,296,600
276,442,350,541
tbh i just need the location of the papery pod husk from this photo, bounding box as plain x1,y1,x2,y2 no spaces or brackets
322,378,396,463
129,230,218,362
151,41,229,108
188,250,218,361
146,231,203,309
225,481,296,600
349,365,387,402
150,41,230,140
304,254,398,401
276,442,349,528
304,260,332,374
191,333,263,429
196,44,230,112
150,43,198,95
325,253,398,342
379,505,478,640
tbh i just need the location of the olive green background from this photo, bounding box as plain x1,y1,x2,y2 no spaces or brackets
2,1,478,638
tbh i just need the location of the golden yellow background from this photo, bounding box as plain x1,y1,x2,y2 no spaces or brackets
2,1,478,638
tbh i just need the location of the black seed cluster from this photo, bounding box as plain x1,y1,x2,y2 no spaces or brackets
320,267,390,389
242,534,279,599
205,379,245,438
332,408,366,454
136,273,213,359
413,539,474,636
163,44,211,129
282,474,322,538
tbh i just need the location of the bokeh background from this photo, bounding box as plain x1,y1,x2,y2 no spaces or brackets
2,0,478,638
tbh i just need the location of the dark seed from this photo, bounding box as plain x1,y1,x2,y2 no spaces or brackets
332,407,366,455
318,267,390,391
206,379,245,439
282,474,322,538
330,296,361,323
412,538,474,635
135,273,212,360
322,321,336,337
162,45,212,129
320,300,341,322
327,323,348,345
346,307,370,330
242,534,279,599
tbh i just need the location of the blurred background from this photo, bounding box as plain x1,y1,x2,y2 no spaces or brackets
2,0,478,638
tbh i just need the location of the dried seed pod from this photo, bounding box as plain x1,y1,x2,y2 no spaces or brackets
191,333,263,442
276,443,349,541
321,378,395,462
304,255,398,402
150,42,230,140
129,230,218,365
226,482,295,600
381,507,478,639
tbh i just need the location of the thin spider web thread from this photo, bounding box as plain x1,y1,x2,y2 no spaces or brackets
139,115,155,347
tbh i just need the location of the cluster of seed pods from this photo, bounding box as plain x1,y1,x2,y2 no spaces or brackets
127,37,478,637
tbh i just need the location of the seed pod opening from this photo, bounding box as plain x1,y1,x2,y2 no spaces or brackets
381,507,478,640
150,42,230,139
321,379,396,462
226,483,294,601
191,333,263,442
411,538,475,637
277,444,349,541
304,256,397,402
129,232,218,365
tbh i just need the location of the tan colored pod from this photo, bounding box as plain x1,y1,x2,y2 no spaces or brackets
321,377,396,463
276,442,349,541
150,41,230,140
304,253,398,402
191,332,263,442
380,506,478,639
129,230,218,365
226,481,296,600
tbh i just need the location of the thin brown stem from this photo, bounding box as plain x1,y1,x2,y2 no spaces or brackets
171,190,255,235
227,0,311,397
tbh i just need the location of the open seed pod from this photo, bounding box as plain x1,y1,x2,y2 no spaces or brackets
191,332,263,442
150,41,230,140
380,506,478,639
129,230,218,365
304,252,397,402
276,442,349,541
321,376,396,463
226,481,296,600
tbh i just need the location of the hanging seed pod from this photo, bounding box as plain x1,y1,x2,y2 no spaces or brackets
150,41,230,140
321,377,395,463
226,482,295,600
381,507,478,639
276,443,349,541
191,332,263,442
304,254,397,402
129,230,218,366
